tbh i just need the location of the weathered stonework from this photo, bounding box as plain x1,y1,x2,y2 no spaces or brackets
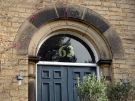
0,0,135,101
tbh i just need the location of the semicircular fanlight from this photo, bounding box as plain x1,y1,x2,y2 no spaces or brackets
37,34,95,63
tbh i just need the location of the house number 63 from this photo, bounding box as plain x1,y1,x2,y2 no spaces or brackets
59,45,75,57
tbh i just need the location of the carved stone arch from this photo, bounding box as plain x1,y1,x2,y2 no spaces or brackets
14,4,124,60
28,20,111,62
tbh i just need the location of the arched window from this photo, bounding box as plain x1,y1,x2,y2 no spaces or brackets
37,34,96,63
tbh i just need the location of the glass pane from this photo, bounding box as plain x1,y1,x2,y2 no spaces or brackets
37,34,95,63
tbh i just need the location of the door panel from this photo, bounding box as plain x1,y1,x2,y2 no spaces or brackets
37,65,96,101
42,83,51,101
68,67,96,101
37,65,68,101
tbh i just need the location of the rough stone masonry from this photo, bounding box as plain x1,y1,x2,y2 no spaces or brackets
0,0,135,101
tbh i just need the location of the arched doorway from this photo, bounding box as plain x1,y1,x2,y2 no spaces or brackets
14,4,124,101
27,20,113,101
36,33,98,101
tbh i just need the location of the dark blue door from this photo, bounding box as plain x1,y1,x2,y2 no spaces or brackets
37,64,96,101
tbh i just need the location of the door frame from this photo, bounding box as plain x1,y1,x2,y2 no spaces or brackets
36,61,99,101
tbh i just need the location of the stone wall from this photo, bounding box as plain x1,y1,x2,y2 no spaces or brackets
0,0,135,101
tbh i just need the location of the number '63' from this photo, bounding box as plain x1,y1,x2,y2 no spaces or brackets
59,45,75,57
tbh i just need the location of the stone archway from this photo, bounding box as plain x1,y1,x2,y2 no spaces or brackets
14,4,124,59
14,4,124,101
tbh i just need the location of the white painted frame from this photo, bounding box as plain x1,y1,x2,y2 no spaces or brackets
37,61,97,67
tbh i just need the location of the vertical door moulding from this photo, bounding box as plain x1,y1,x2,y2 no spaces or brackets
29,62,36,101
